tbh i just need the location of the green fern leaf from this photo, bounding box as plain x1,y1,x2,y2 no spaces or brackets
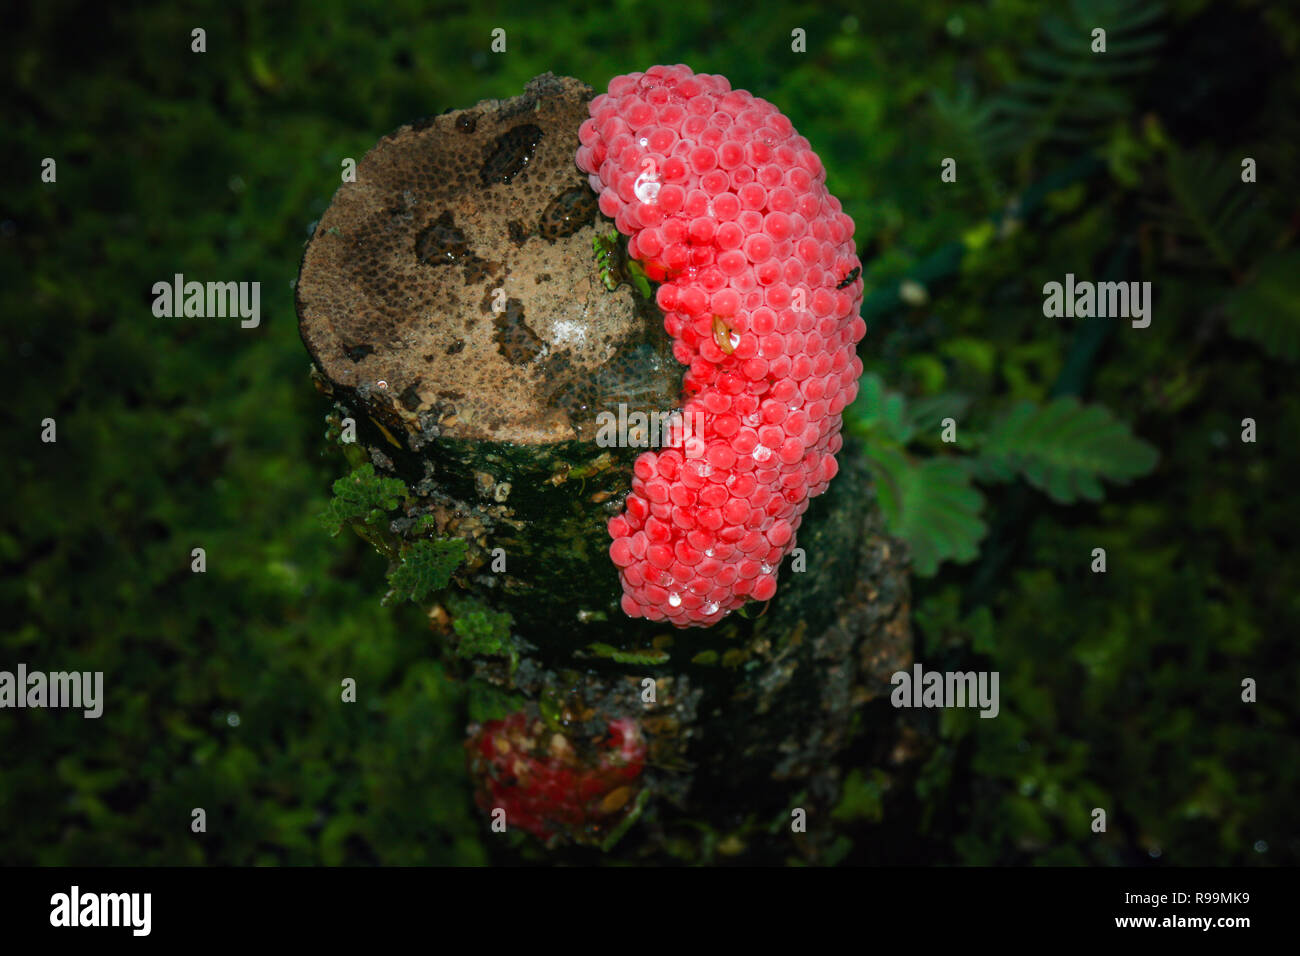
907,393,973,440
975,398,1158,503
318,463,407,537
1151,147,1265,275
847,373,914,443
866,445,987,577
991,0,1165,160
1222,250,1300,361
930,84,1008,199
385,538,467,604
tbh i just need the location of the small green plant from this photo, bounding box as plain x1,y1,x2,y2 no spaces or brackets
446,595,518,670
318,463,408,537
466,681,528,723
321,464,467,602
385,538,468,605
582,642,670,666
593,230,652,298
849,373,1158,575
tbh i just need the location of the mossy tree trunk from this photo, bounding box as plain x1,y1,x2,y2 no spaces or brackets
297,74,911,863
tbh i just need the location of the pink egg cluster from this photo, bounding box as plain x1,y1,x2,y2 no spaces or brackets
576,64,866,627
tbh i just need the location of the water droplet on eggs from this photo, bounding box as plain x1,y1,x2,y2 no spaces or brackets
633,170,661,204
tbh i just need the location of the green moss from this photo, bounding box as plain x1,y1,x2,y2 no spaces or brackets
467,681,528,724
447,595,518,670
581,642,670,666
833,769,887,823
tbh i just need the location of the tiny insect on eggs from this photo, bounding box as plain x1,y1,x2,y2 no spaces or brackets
580,64,865,628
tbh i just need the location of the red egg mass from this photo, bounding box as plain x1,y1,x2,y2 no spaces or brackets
577,64,866,627
466,713,646,841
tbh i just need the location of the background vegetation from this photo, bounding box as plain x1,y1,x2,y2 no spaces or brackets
3,0,1297,865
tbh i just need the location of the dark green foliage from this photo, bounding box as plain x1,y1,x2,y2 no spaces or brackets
3,0,1297,867
972,398,1159,503
849,376,1157,573
1223,250,1300,360
862,442,987,577
929,0,1167,199
466,682,528,724
996,0,1166,148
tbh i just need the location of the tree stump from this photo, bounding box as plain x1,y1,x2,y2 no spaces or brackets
296,73,911,863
